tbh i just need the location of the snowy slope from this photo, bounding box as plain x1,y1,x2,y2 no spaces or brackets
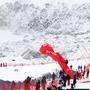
0,1,90,65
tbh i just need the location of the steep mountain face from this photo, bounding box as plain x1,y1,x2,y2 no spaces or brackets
0,1,90,64
0,2,90,33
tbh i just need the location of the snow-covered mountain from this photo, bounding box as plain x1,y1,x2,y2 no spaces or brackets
0,1,90,65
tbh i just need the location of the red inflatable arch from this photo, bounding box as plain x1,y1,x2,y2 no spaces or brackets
39,43,74,79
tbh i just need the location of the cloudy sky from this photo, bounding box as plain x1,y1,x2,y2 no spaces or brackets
0,0,90,6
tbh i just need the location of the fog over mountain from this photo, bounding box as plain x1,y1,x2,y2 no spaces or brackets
0,1,90,64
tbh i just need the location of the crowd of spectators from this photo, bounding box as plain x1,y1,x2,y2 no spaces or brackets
0,65,90,90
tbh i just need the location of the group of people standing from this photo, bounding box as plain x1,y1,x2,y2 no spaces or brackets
23,70,76,90
1,65,88,90
22,65,90,90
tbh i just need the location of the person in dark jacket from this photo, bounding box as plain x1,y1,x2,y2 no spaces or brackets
59,70,64,78
58,79,63,90
41,76,46,90
36,80,40,90
62,74,67,87
86,69,89,78
73,73,77,88
70,65,72,69
24,76,31,90
66,74,71,86
52,72,56,81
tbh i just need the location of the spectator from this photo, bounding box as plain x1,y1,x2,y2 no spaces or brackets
36,80,40,90
59,70,64,78
51,80,57,90
66,75,71,86
58,79,63,90
52,72,56,81
82,65,86,79
82,70,85,79
41,76,46,90
84,65,86,70
86,69,89,78
71,84,74,90
10,81,16,90
23,76,31,90
73,73,77,88
47,73,52,81
62,74,67,87
70,65,72,69
47,81,57,90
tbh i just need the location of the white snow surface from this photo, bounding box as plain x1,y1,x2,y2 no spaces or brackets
0,63,59,81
